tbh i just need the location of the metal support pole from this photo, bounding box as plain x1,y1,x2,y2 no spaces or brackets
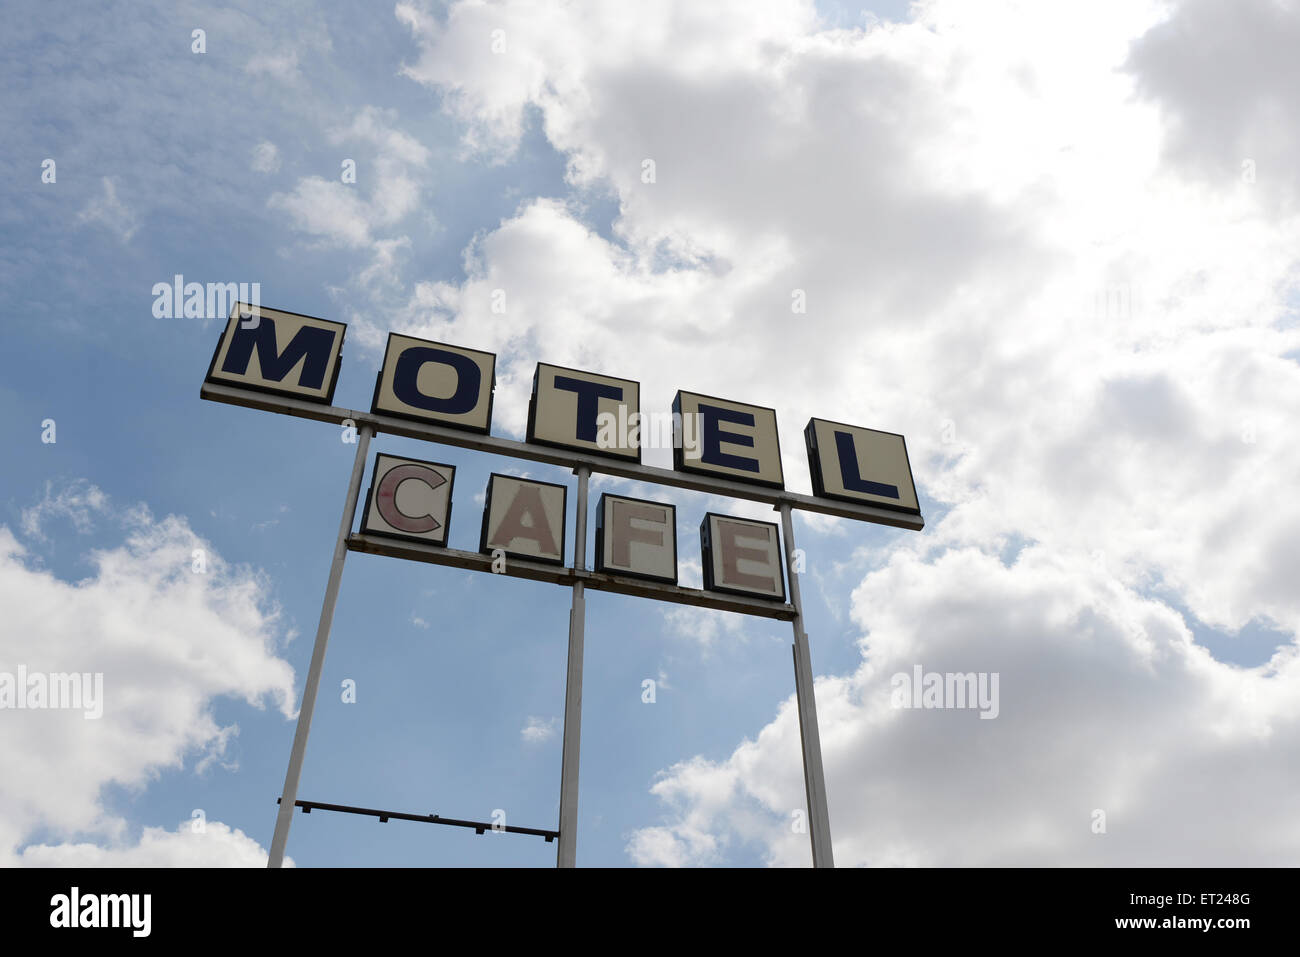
556,466,590,867
268,424,373,868
779,502,835,868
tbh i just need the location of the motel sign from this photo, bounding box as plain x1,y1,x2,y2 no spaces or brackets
200,303,924,868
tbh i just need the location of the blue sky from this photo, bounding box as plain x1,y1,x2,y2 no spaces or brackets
3,0,1300,868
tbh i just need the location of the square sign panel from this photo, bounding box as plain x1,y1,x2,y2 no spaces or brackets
594,494,677,584
673,391,784,489
480,475,568,565
371,332,496,434
700,513,786,601
805,418,920,514
527,363,641,462
360,454,456,547
205,302,345,403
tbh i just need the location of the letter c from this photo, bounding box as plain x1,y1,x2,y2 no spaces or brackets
377,464,447,533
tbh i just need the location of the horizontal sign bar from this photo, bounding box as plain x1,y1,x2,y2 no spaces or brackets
202,382,924,530
346,533,799,621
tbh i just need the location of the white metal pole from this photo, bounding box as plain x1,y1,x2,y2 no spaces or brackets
556,466,590,867
779,502,835,867
268,424,373,868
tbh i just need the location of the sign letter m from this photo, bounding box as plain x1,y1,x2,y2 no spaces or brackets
204,303,347,404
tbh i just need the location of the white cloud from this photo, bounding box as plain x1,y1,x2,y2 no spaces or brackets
75,177,137,243
268,107,433,241
21,479,109,540
521,715,559,743
662,605,746,649
250,141,281,173
396,0,819,160
267,107,431,294
358,236,413,290
630,545,1300,866
1127,0,1300,213
18,820,290,867
0,485,296,866
268,176,372,247
331,105,432,169
244,50,301,82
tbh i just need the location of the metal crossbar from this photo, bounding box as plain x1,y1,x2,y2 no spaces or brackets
277,798,558,841
346,534,799,621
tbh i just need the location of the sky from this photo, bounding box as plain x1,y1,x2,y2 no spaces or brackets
1,0,1298,867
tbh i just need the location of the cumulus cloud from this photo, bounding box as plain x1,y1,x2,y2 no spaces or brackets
18,820,291,867
0,485,296,866
1127,0,1300,213
389,0,1300,865
630,545,1300,866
